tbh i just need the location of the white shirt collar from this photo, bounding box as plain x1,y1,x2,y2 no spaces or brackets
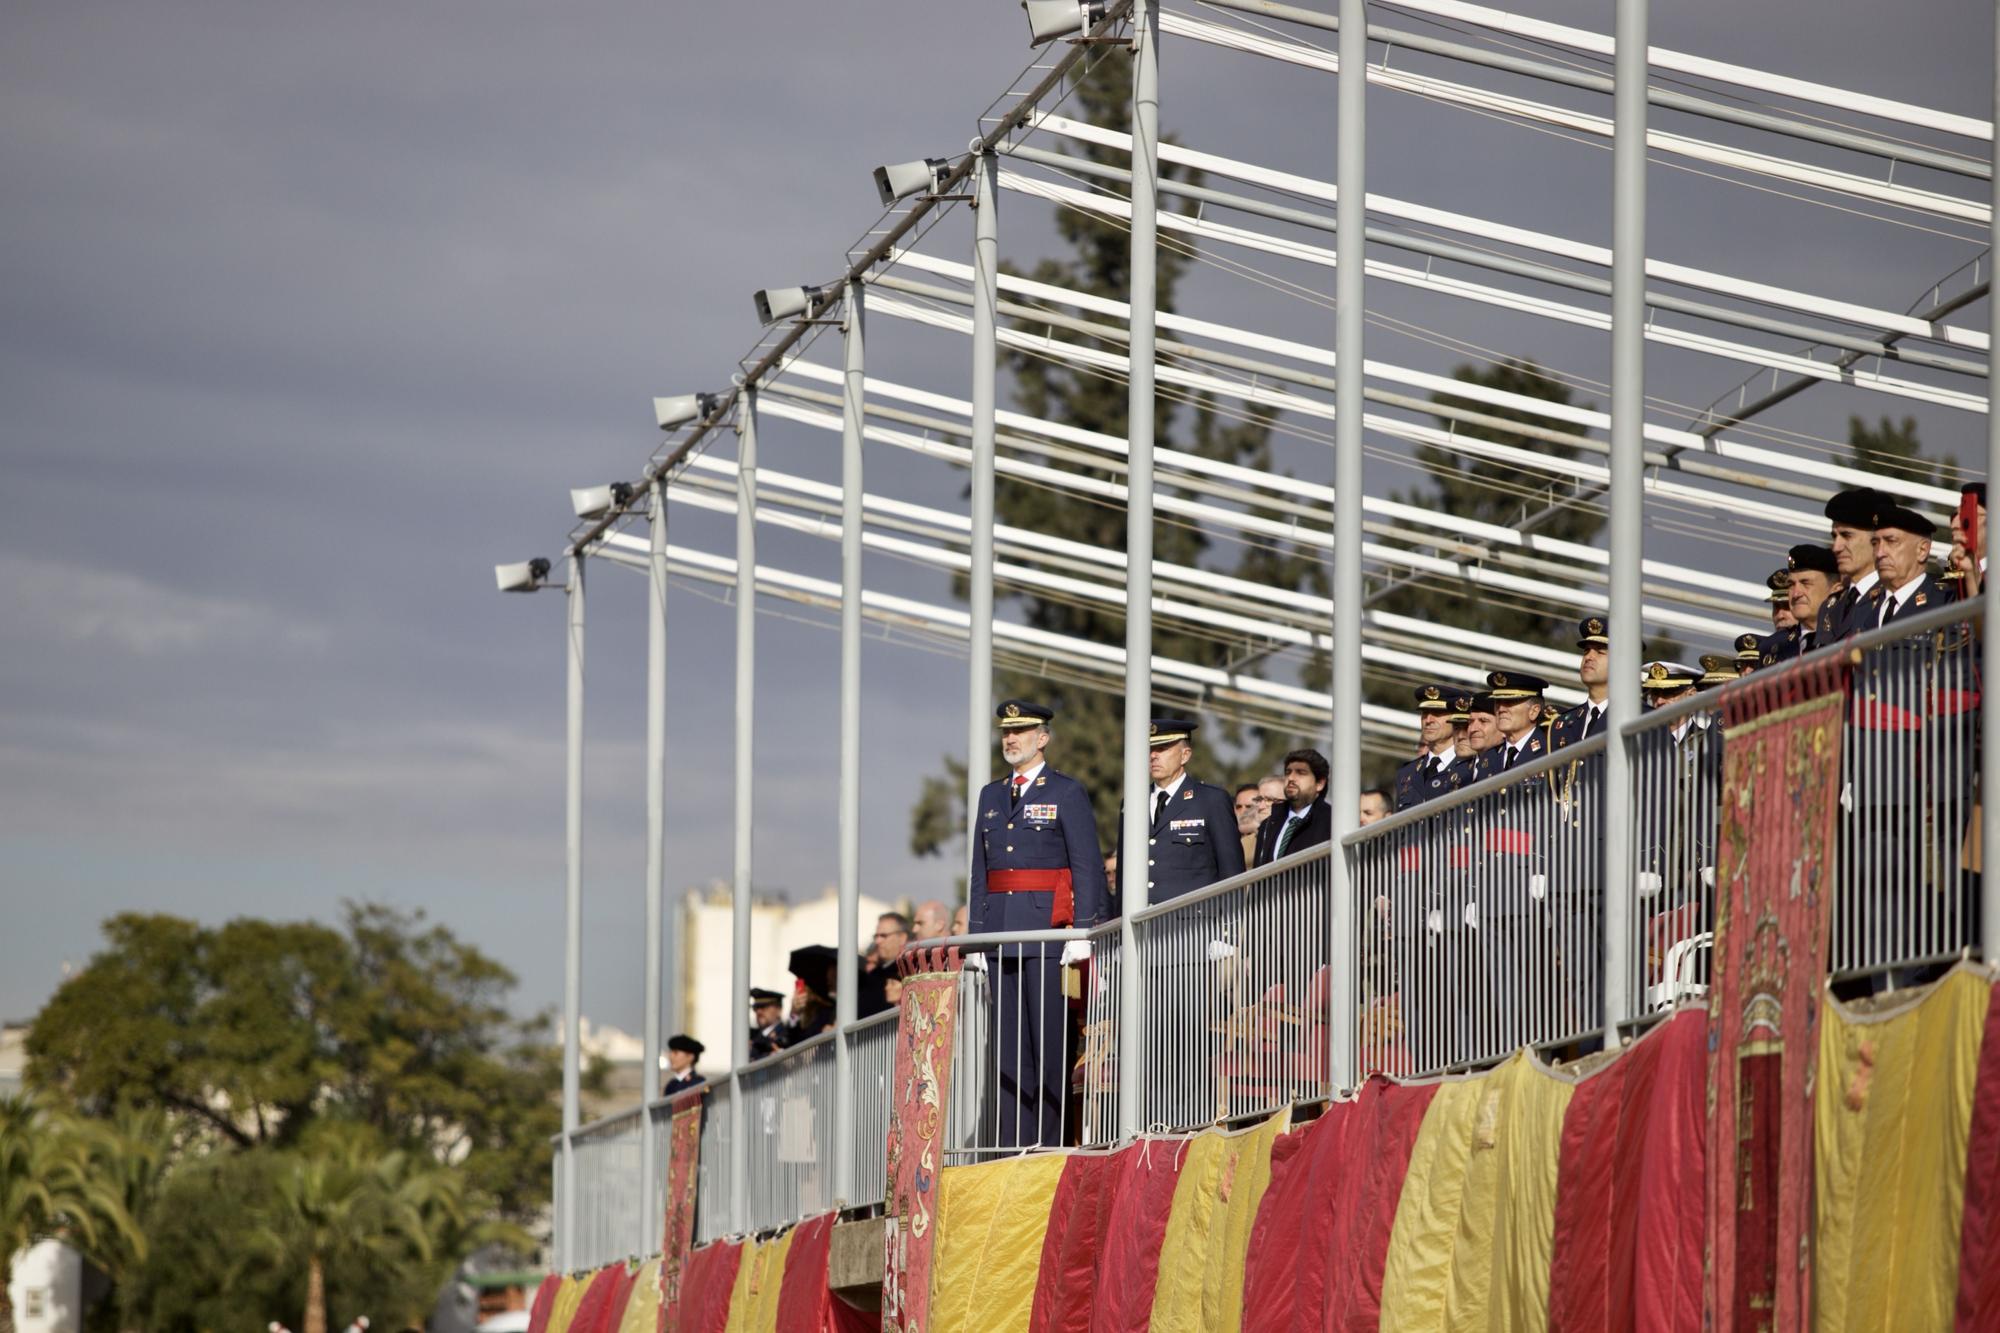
1850,569,1880,598
1153,772,1188,801
1011,761,1046,786
1880,572,1926,620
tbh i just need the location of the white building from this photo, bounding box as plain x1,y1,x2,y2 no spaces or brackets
7,1240,82,1333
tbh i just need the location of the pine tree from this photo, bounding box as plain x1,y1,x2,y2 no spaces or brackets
909,55,1322,860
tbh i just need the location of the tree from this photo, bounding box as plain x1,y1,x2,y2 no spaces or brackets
909,53,1324,857
27,904,563,1222
0,1097,143,1333
1846,413,1957,491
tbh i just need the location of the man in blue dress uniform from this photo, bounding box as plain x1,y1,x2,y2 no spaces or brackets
969,699,1109,1147
1758,545,1839,666
1818,487,1890,642
1549,618,1609,752
1394,685,1469,811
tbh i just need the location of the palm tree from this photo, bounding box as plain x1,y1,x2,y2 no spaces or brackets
247,1141,432,1333
0,1096,144,1333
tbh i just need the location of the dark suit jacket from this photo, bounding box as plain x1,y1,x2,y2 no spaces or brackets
1252,798,1332,867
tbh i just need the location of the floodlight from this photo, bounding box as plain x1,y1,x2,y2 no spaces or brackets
752,283,837,326
654,392,720,431
1022,0,1110,44
873,157,952,207
495,558,552,593
570,482,635,520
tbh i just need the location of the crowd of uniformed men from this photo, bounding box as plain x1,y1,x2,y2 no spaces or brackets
671,483,1986,1137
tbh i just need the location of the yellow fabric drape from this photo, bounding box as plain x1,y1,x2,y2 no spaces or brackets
720,1235,764,1333
929,1152,1071,1332
1379,1054,1571,1333
616,1258,662,1333
1815,968,1989,1331
1150,1113,1290,1333
722,1228,796,1333
546,1273,586,1333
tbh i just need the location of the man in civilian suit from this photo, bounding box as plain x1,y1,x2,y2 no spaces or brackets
969,699,1109,1147
1254,748,1332,866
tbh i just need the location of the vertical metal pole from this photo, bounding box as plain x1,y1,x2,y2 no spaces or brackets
1983,0,2000,968
1117,0,1161,1141
640,481,668,1255
966,150,1001,884
835,280,866,1203
561,553,585,1269
1327,0,1366,1096
730,390,758,1235
1603,0,1648,1046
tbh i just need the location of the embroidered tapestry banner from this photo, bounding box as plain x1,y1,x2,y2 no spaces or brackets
883,945,963,1333
658,1084,707,1332
1705,653,1847,1333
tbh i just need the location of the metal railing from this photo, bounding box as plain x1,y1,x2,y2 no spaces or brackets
1349,739,1606,1078
558,596,1992,1254
1127,850,1333,1130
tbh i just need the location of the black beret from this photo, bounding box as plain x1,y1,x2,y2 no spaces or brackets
1825,487,1889,529
668,1034,705,1057
1872,504,1935,540
1785,544,1838,577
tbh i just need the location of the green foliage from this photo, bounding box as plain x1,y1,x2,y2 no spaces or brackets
27,903,561,1221
911,53,1324,856
1846,413,1957,490
0,1096,145,1332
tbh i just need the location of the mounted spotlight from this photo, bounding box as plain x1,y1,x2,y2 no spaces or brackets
872,157,953,207
1022,0,1112,44
569,482,636,520
752,283,838,327
495,557,552,593
654,392,720,431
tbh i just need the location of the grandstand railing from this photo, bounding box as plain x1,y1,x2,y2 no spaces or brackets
558,598,1988,1260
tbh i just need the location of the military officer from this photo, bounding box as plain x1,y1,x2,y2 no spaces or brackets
1758,545,1839,665
1731,634,1762,675
1818,487,1890,641
1394,684,1469,811
1549,619,1609,751
1634,661,1722,981
748,988,786,1060
662,1034,706,1099
1766,569,1796,630
969,699,1109,1147
1448,690,1478,763
1700,653,1742,689
1117,716,1246,903
1861,504,1945,630
1483,671,1553,777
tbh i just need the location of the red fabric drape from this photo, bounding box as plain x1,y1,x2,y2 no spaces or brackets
1325,1081,1440,1332
1028,1152,1124,1333
1088,1139,1192,1332
525,1273,563,1333
774,1212,840,1333
568,1266,621,1333
675,1240,744,1333
1548,1009,1706,1333
1236,1080,1438,1333
1955,980,2000,1330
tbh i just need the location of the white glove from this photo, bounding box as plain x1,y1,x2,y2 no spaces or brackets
1060,940,1091,967
1840,781,1853,814
1426,909,1443,935
963,951,988,974
1529,873,1548,901
1462,901,1479,930
1701,866,1716,890
1636,871,1663,899
1206,939,1237,962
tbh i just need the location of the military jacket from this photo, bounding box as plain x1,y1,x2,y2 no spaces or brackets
1394,749,1469,811
1548,702,1606,752
969,765,1110,933
1116,775,1246,905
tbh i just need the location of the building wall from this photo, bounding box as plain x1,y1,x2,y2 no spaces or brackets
8,1240,82,1333
680,882,893,1070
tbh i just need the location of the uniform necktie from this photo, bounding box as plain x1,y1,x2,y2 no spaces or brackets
1418,755,1436,781
1152,789,1168,824
1881,594,1901,627
1012,774,1027,806
1503,743,1519,771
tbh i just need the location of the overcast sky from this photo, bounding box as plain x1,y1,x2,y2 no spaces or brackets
3,1,1991,1036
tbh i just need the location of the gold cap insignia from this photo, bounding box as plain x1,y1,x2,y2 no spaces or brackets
1004,702,1020,718
1586,618,1604,635
1647,662,1667,681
